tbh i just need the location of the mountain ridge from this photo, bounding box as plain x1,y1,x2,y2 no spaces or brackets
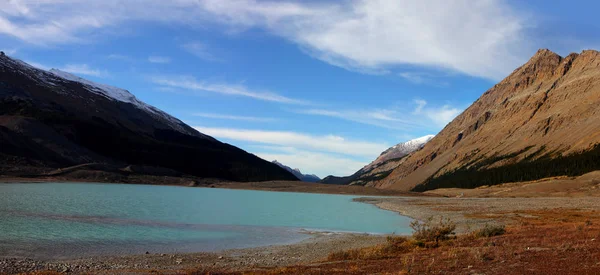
272,160,320,182
370,49,600,191
0,53,298,182
319,135,434,185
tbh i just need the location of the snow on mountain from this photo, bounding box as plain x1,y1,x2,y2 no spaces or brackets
272,160,321,182
364,135,435,170
47,69,199,136
0,53,200,137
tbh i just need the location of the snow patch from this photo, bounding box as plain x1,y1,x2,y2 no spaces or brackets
0,55,203,137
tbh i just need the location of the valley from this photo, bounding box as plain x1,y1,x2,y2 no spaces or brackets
3,37,600,275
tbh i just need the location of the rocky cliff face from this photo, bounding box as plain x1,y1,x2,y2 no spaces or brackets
372,49,600,191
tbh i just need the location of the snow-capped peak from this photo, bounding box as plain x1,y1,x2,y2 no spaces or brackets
46,69,198,136
0,54,199,137
49,69,138,104
363,135,435,171
393,135,435,149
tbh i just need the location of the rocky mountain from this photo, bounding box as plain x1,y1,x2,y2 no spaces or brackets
272,160,320,182
320,135,434,185
0,53,298,182
370,49,600,191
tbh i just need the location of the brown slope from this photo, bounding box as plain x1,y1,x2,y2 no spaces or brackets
372,49,600,191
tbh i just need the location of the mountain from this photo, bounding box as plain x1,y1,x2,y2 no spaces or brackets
272,160,320,182
0,52,298,182
369,49,600,191
320,135,434,185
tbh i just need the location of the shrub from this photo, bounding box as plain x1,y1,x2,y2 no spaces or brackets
475,224,506,238
410,216,456,245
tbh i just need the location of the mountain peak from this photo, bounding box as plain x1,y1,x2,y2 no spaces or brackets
372,47,600,191
0,53,299,182
272,160,320,182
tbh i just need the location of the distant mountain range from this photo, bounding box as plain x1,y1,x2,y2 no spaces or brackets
367,49,600,191
0,52,297,182
272,160,320,182
320,135,434,185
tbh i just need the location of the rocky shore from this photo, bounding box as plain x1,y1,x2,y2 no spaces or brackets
0,233,388,274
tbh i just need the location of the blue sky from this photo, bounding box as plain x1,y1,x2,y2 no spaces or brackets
1,0,599,178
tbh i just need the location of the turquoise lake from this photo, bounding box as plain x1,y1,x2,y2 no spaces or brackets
0,183,411,259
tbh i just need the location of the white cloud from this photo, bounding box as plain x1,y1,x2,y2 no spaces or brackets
193,126,388,158
0,48,17,55
182,42,221,61
412,99,462,127
192,112,277,122
193,126,389,177
150,75,308,104
0,0,533,79
413,99,427,114
254,146,368,178
295,100,463,130
296,109,422,130
398,72,450,86
60,64,109,77
107,54,133,62
148,56,171,64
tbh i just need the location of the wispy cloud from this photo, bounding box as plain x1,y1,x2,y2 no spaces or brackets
182,42,221,62
398,72,450,87
193,126,389,177
0,0,535,79
296,109,422,130
193,126,388,158
107,54,133,62
295,100,463,131
148,56,171,64
412,99,462,127
150,76,308,104
0,48,17,55
192,112,278,122
253,146,368,178
60,64,109,78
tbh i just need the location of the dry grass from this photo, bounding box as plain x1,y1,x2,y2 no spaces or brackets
234,210,600,274
327,236,417,261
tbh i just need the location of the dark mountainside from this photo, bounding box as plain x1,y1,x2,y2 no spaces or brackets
369,49,600,191
0,53,297,182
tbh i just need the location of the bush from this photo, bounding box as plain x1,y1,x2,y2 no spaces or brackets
410,216,456,245
475,224,506,238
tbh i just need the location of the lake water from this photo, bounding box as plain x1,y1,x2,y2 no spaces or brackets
0,183,411,259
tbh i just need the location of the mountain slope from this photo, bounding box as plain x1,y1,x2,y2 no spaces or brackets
371,49,600,191
0,53,297,182
272,161,320,182
320,135,434,185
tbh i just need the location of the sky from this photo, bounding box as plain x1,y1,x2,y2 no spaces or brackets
1,0,599,178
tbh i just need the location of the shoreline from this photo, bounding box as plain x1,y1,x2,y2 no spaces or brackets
5,180,600,273
0,232,390,274
0,176,427,197
0,181,411,274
